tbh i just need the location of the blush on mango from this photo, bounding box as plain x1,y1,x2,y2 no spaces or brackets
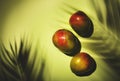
52,29,81,56
70,52,96,76
69,11,94,38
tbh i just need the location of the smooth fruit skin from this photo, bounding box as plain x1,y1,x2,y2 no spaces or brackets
52,29,81,56
70,52,96,76
69,11,94,38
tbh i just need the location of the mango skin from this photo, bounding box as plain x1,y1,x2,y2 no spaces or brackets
70,52,96,76
52,29,81,56
69,11,94,38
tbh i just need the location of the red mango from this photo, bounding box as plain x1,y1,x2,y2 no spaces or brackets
70,52,96,76
52,29,81,56
69,11,94,37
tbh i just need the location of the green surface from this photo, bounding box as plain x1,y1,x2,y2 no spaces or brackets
0,0,120,81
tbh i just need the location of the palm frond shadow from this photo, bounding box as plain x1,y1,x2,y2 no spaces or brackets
0,38,46,81
60,1,120,80
83,28,120,76
60,3,78,15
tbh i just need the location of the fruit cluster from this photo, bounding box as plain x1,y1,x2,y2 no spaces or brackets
52,11,96,76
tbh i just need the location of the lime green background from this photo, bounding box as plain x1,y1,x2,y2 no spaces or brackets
0,0,119,81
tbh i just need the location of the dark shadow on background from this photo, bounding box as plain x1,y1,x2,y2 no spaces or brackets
0,1,50,81
0,0,22,37
88,0,120,81
62,0,120,81
105,0,120,38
